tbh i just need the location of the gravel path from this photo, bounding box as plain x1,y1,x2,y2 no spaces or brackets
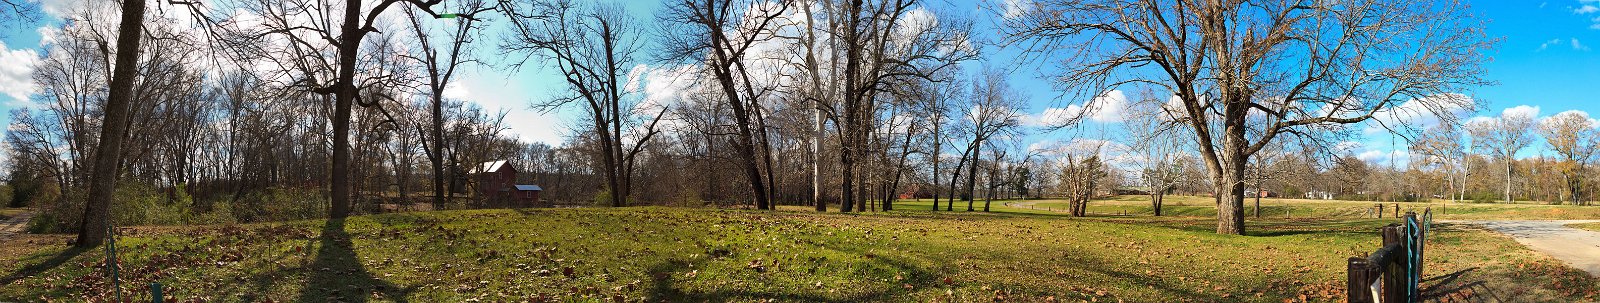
1469,220,1600,276
0,210,33,241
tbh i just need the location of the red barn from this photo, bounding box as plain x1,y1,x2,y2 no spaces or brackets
514,185,542,205
469,160,545,207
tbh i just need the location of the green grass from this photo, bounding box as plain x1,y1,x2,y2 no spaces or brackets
1570,222,1600,232
934,195,1600,221
1,205,1595,302
0,208,30,221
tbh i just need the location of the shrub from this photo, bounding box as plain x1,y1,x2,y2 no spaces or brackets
593,190,612,207
231,187,326,223
110,182,189,226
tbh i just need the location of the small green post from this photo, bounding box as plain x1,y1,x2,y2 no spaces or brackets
150,282,163,303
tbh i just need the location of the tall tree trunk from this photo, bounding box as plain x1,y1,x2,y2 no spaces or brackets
706,61,768,210
841,138,855,212
328,0,369,219
755,99,777,208
431,96,445,206
886,130,913,211
1504,160,1512,203
813,106,824,211
797,0,826,212
930,115,941,211
1253,172,1262,218
1151,192,1164,216
964,140,981,211
945,145,970,212
1217,155,1248,235
76,0,147,248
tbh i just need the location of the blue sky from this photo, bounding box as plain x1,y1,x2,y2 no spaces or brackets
0,0,1596,166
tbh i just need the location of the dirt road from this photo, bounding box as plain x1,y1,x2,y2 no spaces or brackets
0,211,32,241
1471,220,1600,276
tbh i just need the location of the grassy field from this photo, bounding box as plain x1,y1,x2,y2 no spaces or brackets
1571,222,1600,232
1,201,1597,302
985,195,1600,220
0,208,27,221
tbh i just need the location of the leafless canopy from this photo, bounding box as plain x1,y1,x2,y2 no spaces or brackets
1000,0,1494,234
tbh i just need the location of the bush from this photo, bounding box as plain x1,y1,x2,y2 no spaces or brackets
230,187,326,223
593,190,612,207
111,182,189,226
0,184,12,208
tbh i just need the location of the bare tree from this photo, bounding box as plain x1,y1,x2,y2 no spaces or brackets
502,0,664,207
407,0,494,206
1059,149,1106,217
226,0,474,218
1412,124,1469,202
1469,111,1534,203
1537,111,1597,205
660,0,790,210
77,0,148,247
1126,94,1186,216
1001,0,1491,234
0,0,35,38
949,69,1022,212
1246,141,1293,217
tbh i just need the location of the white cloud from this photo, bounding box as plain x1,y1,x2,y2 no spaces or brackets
1503,105,1541,120
1538,110,1600,130
1031,138,1137,170
631,64,700,110
452,71,564,146
1029,90,1129,126
1539,38,1564,51
1366,94,1473,132
442,82,469,100
1574,38,1591,51
1464,116,1497,129
1090,90,1129,122
31,0,86,19
1002,0,1034,20
1357,149,1409,166
1577,1,1600,29
0,40,41,104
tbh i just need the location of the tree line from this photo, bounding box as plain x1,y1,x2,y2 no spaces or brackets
1,0,1498,245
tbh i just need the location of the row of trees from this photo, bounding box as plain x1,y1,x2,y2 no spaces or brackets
2,0,539,246
1,0,1498,241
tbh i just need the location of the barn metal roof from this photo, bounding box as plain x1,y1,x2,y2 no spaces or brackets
471,160,509,174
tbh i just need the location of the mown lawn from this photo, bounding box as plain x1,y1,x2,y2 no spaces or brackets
1,206,1596,302
1571,222,1600,233
980,195,1600,221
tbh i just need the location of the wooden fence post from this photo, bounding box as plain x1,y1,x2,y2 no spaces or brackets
1347,257,1375,303
1382,225,1406,303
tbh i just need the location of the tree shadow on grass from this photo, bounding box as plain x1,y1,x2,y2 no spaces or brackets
1419,267,1507,302
645,246,941,302
296,218,414,302
0,246,88,286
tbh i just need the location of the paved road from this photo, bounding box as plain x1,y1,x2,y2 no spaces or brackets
0,211,32,241
1470,220,1600,276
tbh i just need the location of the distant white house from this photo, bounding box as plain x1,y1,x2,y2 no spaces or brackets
1304,191,1334,200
